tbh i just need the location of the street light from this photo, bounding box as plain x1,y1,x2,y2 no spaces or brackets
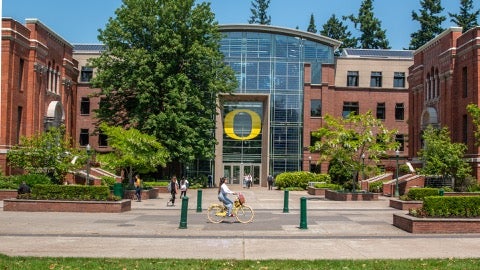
395,150,400,197
308,156,312,172
85,144,91,185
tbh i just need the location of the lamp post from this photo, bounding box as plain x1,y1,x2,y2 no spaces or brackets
395,150,400,197
308,156,312,172
85,144,91,185
361,153,365,180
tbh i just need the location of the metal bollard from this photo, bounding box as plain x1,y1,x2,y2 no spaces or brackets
299,197,308,229
179,196,189,229
196,189,203,212
283,190,289,213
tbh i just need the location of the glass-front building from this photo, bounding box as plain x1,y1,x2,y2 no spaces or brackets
214,25,340,186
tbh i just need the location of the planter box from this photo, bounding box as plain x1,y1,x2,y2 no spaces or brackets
325,189,379,201
153,186,169,193
3,199,131,213
393,213,480,233
0,190,18,200
124,188,159,200
307,187,328,196
389,199,423,210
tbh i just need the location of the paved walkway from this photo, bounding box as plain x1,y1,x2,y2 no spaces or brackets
1,186,480,259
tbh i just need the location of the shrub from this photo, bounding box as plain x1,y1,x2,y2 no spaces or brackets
421,196,480,217
101,176,116,186
0,174,51,190
29,184,118,201
406,187,440,201
368,180,384,193
275,172,323,189
313,183,341,190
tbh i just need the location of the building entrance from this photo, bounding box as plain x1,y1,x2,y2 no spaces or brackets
223,163,261,186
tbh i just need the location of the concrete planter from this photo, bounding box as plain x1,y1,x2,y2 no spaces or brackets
307,187,328,196
389,199,423,210
123,188,159,200
3,199,131,213
393,213,480,233
153,186,169,193
325,189,379,201
0,190,18,200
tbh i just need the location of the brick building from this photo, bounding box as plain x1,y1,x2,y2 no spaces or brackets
0,18,78,174
409,26,480,178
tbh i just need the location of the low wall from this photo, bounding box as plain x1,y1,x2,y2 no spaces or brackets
124,188,159,200
393,213,480,233
325,189,379,201
307,187,328,196
3,199,131,213
0,190,18,200
389,199,423,210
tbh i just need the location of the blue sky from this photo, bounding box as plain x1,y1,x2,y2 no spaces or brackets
2,0,477,50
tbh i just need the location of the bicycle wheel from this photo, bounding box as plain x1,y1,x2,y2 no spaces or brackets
207,204,225,223
235,204,254,223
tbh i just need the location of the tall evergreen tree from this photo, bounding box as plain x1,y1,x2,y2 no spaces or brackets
345,0,390,49
90,0,237,165
409,0,446,50
248,0,271,25
321,14,358,50
307,13,317,33
448,0,479,33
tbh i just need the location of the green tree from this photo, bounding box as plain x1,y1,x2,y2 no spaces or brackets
409,0,446,50
307,13,317,33
345,0,390,49
467,103,480,144
90,0,237,166
6,127,85,184
449,0,479,33
96,124,169,184
320,14,358,50
248,0,271,25
310,111,399,185
418,125,471,189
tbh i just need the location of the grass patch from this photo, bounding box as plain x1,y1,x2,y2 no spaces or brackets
0,255,479,269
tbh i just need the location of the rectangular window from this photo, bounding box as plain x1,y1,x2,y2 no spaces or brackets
370,71,382,87
376,102,385,120
18,59,25,91
310,132,319,147
342,102,359,118
98,130,108,147
462,67,468,98
393,72,405,88
463,114,468,144
310,99,322,117
347,71,359,87
395,134,405,151
16,106,23,144
79,129,89,146
395,103,404,120
80,66,93,82
80,97,90,115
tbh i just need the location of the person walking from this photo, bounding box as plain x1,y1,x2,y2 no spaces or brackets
218,177,236,217
179,178,188,199
267,174,274,190
134,175,142,202
169,176,179,206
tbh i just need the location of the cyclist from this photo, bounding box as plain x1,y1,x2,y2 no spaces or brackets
218,177,236,217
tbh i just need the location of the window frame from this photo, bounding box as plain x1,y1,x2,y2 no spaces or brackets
370,71,382,87
347,71,359,87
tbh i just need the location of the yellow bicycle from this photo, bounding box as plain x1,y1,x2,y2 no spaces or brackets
207,193,254,223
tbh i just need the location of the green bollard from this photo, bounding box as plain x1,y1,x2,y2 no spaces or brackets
299,197,308,229
283,190,289,213
196,189,203,212
179,196,189,229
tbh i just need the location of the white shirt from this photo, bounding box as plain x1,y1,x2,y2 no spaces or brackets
220,183,233,195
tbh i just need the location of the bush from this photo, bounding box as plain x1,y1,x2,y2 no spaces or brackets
101,176,116,186
313,183,341,190
368,180,384,193
420,196,480,217
406,187,440,201
29,184,119,201
275,172,326,189
0,174,51,190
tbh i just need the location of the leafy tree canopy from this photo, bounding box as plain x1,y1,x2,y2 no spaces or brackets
448,0,480,33
6,127,86,184
321,14,358,50
96,124,169,183
248,0,271,25
418,125,471,182
90,0,237,164
409,0,446,50
345,0,390,49
307,13,317,33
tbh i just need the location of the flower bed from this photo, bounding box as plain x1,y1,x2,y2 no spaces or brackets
325,189,379,201
3,199,131,213
393,213,480,233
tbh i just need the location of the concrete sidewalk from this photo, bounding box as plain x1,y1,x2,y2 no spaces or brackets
1,186,480,259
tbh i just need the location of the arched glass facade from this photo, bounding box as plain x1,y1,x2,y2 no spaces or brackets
217,25,337,182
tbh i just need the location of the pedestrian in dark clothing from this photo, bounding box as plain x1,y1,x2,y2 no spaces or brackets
267,175,274,190
18,181,31,194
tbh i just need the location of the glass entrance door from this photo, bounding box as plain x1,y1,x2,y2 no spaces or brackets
223,163,261,186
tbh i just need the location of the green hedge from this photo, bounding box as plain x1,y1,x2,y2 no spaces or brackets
25,184,118,201
313,183,341,190
0,174,51,189
407,188,440,201
275,172,330,189
423,196,480,217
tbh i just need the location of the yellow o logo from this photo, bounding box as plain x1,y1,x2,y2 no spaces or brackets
224,109,261,140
